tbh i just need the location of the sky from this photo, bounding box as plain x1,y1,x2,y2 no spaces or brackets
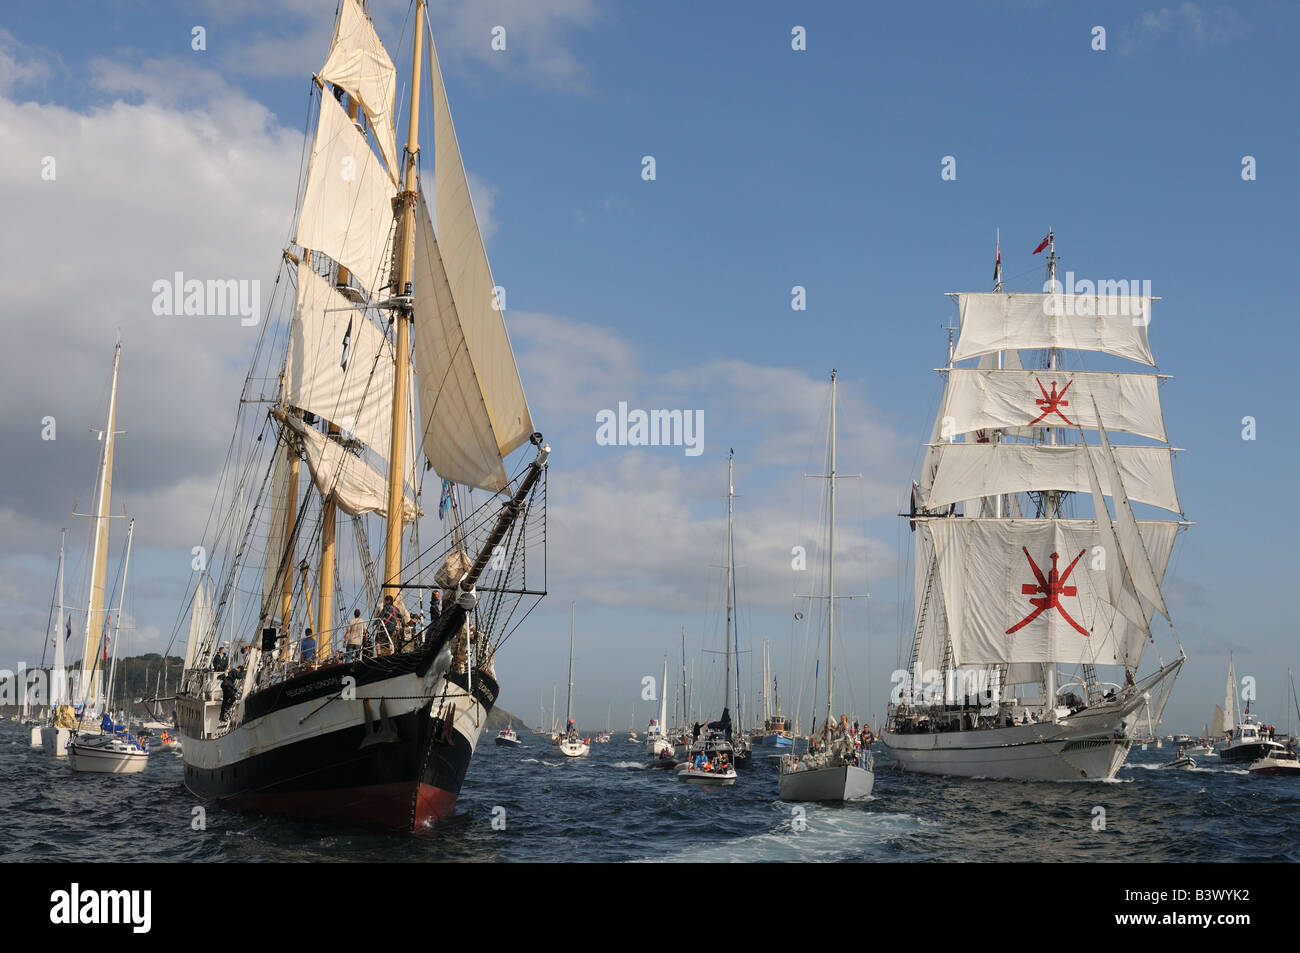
1,0,1297,735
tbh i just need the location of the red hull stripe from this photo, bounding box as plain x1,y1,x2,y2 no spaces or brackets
228,782,459,832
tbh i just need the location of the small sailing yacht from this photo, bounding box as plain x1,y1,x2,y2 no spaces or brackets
645,655,673,757
559,603,589,758
757,642,793,747
69,519,149,775
778,372,874,802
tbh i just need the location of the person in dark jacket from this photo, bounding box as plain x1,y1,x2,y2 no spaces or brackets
212,646,228,672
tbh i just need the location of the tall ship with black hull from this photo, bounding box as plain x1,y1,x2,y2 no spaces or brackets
173,0,549,831
882,233,1190,781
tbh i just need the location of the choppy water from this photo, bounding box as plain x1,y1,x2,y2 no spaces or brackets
2,721,1296,862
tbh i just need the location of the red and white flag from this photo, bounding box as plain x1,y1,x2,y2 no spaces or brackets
1032,233,1051,255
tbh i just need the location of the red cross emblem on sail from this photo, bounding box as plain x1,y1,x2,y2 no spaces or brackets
1005,547,1089,636
1029,378,1075,426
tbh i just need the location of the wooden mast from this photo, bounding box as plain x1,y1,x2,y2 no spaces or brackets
382,0,425,597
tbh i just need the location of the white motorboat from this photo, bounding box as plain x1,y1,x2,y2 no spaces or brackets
495,724,522,747
1248,748,1300,777
676,760,736,785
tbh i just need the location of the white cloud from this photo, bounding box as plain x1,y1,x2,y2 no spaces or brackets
1121,3,1250,54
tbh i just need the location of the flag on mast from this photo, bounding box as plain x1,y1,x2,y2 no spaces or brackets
1032,232,1052,255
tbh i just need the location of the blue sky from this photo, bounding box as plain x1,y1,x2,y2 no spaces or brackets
1,1,1297,734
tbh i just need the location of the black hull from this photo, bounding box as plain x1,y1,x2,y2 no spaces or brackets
1220,742,1283,763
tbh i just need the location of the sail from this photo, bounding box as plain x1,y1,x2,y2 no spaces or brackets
317,0,399,181
51,537,66,707
1212,703,1225,736
284,414,419,521
1095,416,1171,622
939,369,1167,442
294,92,397,298
183,576,213,672
412,190,529,491
83,345,121,707
924,443,1180,513
1082,430,1150,633
262,439,296,621
415,35,532,489
284,263,393,456
1224,658,1236,732
951,293,1155,366
911,524,949,677
924,517,1179,666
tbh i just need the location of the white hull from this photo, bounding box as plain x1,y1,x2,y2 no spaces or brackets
29,726,43,748
676,766,736,785
779,763,874,802
645,736,673,758
884,703,1139,781
559,739,589,757
1185,744,1213,756
67,736,148,774
40,725,78,758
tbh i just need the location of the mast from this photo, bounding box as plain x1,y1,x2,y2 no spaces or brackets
83,341,121,710
825,370,837,732
724,449,735,715
1043,229,1058,707
105,518,134,719
566,601,575,727
52,530,66,708
381,0,425,596
680,625,687,728
659,654,668,731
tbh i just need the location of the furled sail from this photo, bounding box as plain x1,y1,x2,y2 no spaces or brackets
1223,657,1237,732
939,369,1168,443
262,439,296,621
294,93,397,298
284,414,419,522
284,263,393,456
951,293,1155,366
183,575,213,672
317,0,400,181
924,442,1180,513
411,34,532,493
923,517,1179,667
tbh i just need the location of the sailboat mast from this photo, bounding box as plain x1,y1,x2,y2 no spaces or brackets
566,601,575,725
659,655,668,730
83,342,121,709
52,530,66,708
381,0,426,595
680,625,687,727
826,370,837,730
105,518,135,718
725,450,734,714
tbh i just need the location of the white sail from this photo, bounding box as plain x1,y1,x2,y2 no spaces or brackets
284,415,418,522
415,35,532,489
183,576,213,672
262,439,296,619
317,0,399,181
294,92,397,298
1095,416,1171,622
1081,429,1150,633
51,533,66,707
924,442,1180,513
1224,657,1237,732
911,524,949,677
939,369,1167,442
951,293,1155,366
924,517,1178,667
284,263,394,456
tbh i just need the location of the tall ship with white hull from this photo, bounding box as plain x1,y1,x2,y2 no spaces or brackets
883,234,1189,781
174,0,549,831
